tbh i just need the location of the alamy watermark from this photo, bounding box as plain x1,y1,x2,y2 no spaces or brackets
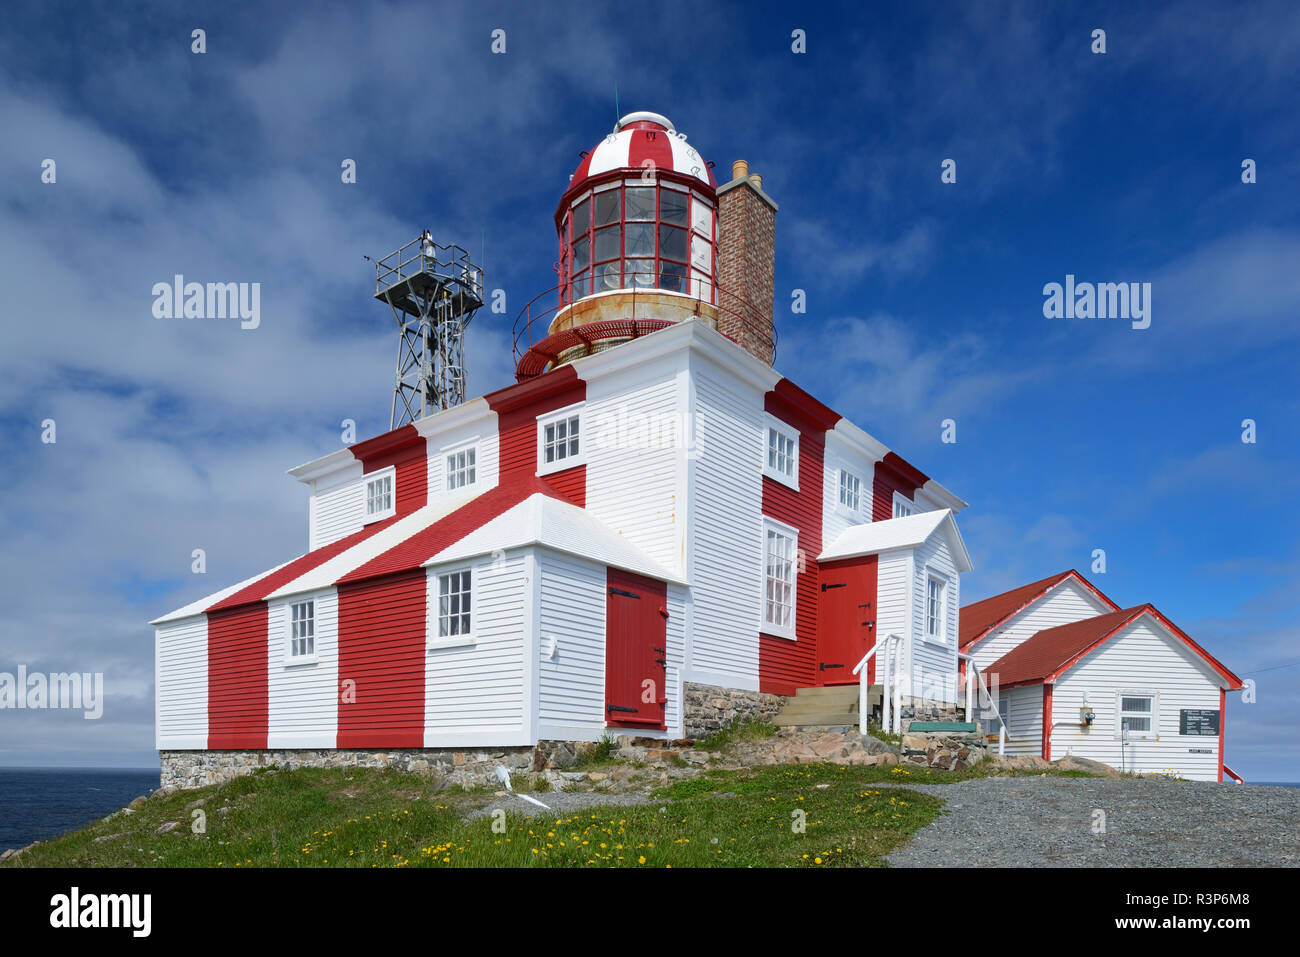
1043,274,1151,330
152,274,260,329
0,665,104,719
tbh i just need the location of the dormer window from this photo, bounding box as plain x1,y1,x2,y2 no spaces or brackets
364,468,395,522
763,417,799,489
446,446,477,492
838,469,862,513
538,406,585,475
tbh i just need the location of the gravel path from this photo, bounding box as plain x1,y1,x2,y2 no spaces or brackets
884,778,1300,867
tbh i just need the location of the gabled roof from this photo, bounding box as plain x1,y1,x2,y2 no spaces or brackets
959,569,1118,650
817,509,973,571
985,605,1243,690
426,492,684,584
152,476,680,625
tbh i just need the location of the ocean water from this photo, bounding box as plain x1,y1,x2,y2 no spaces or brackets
0,767,160,851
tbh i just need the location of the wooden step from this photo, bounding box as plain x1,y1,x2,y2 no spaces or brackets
772,712,860,727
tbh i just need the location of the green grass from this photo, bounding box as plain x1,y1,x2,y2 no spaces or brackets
865,723,901,748
695,715,778,752
4,762,950,869
570,733,619,769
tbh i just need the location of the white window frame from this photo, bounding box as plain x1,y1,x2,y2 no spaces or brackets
363,466,396,523
760,517,799,640
763,415,799,490
892,491,914,519
1115,690,1159,740
285,598,318,666
537,403,585,476
837,467,862,515
923,571,949,645
428,565,476,650
442,439,479,493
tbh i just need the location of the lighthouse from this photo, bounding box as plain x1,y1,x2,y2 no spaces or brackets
514,111,779,378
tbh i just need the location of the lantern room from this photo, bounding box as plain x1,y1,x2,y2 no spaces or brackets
556,111,718,305
513,110,778,381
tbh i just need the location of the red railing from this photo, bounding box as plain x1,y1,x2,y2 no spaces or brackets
511,281,778,375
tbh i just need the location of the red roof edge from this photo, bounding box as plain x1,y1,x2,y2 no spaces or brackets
348,423,422,463
878,451,929,490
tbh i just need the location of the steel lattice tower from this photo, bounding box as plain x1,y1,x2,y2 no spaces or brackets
373,232,484,427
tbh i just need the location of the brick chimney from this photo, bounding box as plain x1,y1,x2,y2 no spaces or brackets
716,159,778,364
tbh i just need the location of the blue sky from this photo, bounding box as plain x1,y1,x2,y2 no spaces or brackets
1,0,1297,780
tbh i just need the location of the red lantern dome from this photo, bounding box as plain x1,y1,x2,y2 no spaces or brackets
554,112,718,307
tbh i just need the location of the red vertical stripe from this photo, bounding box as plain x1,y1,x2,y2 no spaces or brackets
487,367,586,484
207,604,269,749
627,129,673,179
352,425,428,516
872,453,928,522
336,568,427,748
757,380,840,696
545,464,587,507
1042,684,1053,761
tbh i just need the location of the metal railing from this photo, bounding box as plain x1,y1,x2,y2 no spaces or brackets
958,652,1019,756
374,234,482,305
852,634,904,737
511,279,778,370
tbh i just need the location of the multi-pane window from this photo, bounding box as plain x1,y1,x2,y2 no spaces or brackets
1120,695,1154,734
559,180,714,305
838,469,861,512
290,600,315,659
446,448,476,491
437,570,472,638
767,427,796,480
543,415,580,465
893,498,913,519
763,525,797,635
926,577,946,641
366,473,393,518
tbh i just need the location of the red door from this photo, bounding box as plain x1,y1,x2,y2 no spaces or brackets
604,568,668,730
818,556,877,685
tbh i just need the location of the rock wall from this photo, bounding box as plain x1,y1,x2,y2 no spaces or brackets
900,729,988,771
160,740,586,791
682,681,784,738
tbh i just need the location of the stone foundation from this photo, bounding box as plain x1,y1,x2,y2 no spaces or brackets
899,728,988,770
160,740,586,791
682,681,784,738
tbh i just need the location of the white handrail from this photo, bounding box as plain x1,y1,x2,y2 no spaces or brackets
854,634,903,737
958,652,1013,756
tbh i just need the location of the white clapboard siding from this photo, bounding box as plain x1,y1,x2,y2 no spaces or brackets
156,615,208,749
998,683,1044,756
822,441,872,548
266,589,339,748
1052,618,1224,780
536,550,607,734
908,532,961,704
423,553,529,745
535,549,686,739
309,479,364,550
426,419,500,504
685,363,765,689
663,582,687,736
584,354,685,577
970,577,1115,671
876,550,911,673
